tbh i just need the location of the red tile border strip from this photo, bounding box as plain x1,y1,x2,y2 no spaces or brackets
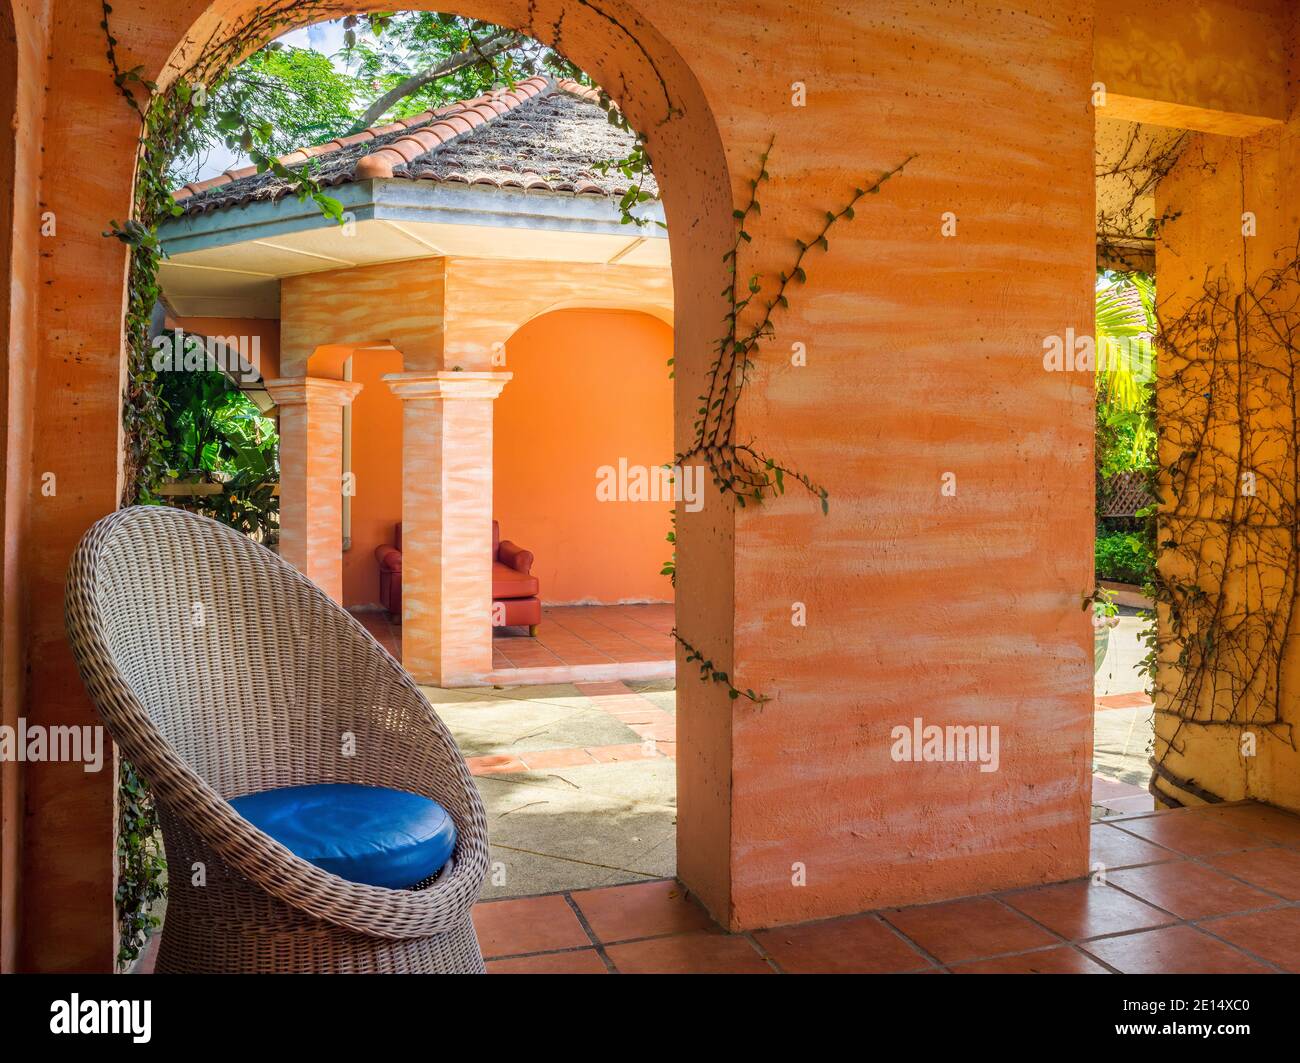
1095,692,1154,710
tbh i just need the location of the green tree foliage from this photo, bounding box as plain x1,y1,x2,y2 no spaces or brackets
172,13,570,184
1095,270,1157,477
158,366,280,542
1095,530,1155,586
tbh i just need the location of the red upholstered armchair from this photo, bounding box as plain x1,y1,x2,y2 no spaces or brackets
375,521,541,635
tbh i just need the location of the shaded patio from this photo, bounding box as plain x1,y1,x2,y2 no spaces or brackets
131,800,1300,974
471,802,1300,973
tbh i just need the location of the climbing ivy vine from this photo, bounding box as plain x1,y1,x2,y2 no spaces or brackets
668,141,914,703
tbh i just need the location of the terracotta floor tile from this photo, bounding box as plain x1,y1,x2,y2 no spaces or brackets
472,895,592,958
1199,908,1300,972
613,649,660,663
1111,811,1267,857
1090,823,1178,870
1095,693,1153,709
1082,925,1275,974
535,642,598,657
948,946,1111,974
484,607,674,677
487,948,609,974
501,646,564,665
586,743,656,763
1001,880,1174,940
466,754,526,775
552,649,617,665
571,879,714,943
755,913,931,974
882,897,1057,964
1207,847,1300,901
1107,861,1279,920
605,931,772,974
1205,803,1300,846
1097,807,1174,823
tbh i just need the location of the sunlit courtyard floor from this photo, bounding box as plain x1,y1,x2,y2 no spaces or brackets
423,679,678,899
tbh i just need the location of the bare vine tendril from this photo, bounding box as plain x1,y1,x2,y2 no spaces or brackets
669,142,915,703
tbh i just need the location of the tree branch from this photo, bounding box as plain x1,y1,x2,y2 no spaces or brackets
348,29,524,132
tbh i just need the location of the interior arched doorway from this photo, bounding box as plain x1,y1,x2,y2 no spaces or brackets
496,307,674,613
19,0,735,970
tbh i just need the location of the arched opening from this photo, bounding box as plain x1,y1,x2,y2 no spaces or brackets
496,307,674,615
17,0,734,969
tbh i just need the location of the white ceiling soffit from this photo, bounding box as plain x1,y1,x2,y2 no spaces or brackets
158,180,670,318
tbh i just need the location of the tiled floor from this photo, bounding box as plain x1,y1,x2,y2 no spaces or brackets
353,603,675,685
474,802,1300,973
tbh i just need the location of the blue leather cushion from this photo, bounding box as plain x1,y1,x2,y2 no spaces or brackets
230,783,456,889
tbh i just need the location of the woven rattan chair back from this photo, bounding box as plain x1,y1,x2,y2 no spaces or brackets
65,506,490,972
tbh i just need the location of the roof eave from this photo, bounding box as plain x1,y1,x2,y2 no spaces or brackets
158,177,666,257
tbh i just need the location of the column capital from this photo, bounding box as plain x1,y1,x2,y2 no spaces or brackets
383,370,512,401
265,376,363,407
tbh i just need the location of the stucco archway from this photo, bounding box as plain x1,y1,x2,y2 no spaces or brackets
18,0,735,970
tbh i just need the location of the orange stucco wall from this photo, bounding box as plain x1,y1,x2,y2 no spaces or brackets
1094,0,1288,135
0,0,51,974
494,309,674,605
7,0,1291,968
172,316,282,382
343,348,404,607
338,310,674,609
1152,3,1300,813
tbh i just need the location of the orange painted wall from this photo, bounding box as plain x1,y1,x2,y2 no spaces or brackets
494,309,674,604
0,0,52,974
172,316,282,382
1094,0,1288,134
339,311,675,609
343,348,404,607
8,0,1092,962
1152,3,1300,814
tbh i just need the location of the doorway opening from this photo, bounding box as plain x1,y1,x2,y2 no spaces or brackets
150,9,687,919
1089,117,1186,816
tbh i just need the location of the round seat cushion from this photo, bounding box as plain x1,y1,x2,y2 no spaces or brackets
229,783,456,889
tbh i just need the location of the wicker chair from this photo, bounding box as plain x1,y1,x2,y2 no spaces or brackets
65,506,490,973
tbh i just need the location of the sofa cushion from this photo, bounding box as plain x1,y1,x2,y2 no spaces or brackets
498,540,533,574
493,561,539,599
495,596,542,627
229,782,456,890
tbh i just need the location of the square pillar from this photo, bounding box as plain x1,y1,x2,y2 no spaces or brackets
385,372,511,685
265,376,362,602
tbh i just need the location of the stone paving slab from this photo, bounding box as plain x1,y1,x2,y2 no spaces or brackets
429,679,680,899
475,768,677,898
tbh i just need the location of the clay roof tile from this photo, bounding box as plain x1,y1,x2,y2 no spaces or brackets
172,75,656,210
